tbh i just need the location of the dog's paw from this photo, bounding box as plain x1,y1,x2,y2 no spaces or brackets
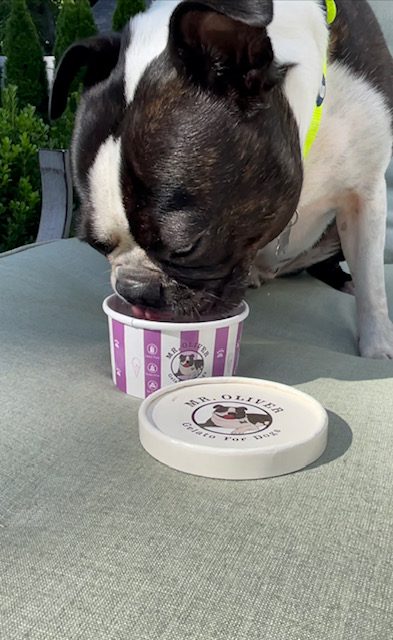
340,280,355,296
359,318,393,359
247,265,266,289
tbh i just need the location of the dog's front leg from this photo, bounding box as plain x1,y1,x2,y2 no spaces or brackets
337,179,393,358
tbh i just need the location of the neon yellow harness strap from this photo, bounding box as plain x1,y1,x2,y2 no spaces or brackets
303,0,337,158
326,0,337,25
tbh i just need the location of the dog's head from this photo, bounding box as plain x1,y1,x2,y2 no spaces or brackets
51,0,302,319
212,405,247,419
179,354,195,368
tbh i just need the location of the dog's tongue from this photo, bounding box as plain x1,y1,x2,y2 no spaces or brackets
130,305,150,319
130,306,174,321
113,297,232,323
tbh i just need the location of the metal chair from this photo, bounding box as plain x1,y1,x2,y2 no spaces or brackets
36,149,74,242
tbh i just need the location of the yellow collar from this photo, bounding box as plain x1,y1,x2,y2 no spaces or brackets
303,0,337,158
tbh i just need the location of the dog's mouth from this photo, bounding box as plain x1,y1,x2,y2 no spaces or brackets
112,263,249,322
113,291,243,323
110,296,229,323
112,256,250,322
128,304,175,322
127,303,239,323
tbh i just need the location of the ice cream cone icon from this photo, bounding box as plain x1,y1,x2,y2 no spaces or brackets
132,357,141,377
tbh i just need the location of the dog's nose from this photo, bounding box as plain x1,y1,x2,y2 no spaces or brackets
115,275,163,309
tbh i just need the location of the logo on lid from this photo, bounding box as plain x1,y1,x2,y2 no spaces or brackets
180,394,284,442
193,402,273,436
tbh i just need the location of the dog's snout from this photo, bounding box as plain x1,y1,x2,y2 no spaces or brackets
115,274,163,309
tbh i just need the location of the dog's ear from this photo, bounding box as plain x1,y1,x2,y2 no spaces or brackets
169,0,278,99
49,34,122,120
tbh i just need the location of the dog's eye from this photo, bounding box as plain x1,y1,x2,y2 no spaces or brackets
170,236,202,260
89,238,117,256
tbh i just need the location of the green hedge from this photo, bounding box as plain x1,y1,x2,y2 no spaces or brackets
0,85,79,252
0,0,9,52
112,0,145,32
0,0,58,55
27,0,58,54
0,86,49,251
0,0,98,252
3,0,48,114
54,0,97,64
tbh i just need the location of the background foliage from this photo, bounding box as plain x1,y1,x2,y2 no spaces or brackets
54,0,96,63
0,86,48,252
3,0,48,113
0,0,147,251
112,0,144,32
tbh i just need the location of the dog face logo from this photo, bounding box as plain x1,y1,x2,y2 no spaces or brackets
193,403,273,436
171,351,204,381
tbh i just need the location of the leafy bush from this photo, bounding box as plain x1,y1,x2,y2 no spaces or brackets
54,0,97,63
0,0,10,52
0,0,86,252
0,85,80,251
0,86,49,251
112,0,145,32
3,0,48,113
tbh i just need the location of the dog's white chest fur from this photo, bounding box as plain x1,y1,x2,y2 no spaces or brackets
255,62,393,278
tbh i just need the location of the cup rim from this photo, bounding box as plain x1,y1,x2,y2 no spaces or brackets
103,294,249,330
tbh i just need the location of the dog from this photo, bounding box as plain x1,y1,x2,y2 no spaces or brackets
50,0,393,358
176,353,204,380
201,405,272,434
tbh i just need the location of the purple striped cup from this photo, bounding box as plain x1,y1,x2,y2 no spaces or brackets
102,295,249,399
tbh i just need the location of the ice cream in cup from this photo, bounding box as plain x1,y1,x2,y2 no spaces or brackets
102,294,250,399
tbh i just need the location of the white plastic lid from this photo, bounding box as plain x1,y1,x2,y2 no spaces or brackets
138,377,328,480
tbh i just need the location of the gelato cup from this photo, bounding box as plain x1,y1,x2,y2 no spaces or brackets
103,295,250,399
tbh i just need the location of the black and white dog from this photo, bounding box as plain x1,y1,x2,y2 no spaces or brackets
50,0,393,358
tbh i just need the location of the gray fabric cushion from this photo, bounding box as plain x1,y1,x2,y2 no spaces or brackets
1,239,393,639
2,3,393,637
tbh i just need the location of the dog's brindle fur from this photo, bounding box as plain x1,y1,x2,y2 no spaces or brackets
50,0,393,357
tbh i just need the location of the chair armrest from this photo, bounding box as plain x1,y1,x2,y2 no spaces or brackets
36,149,74,242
